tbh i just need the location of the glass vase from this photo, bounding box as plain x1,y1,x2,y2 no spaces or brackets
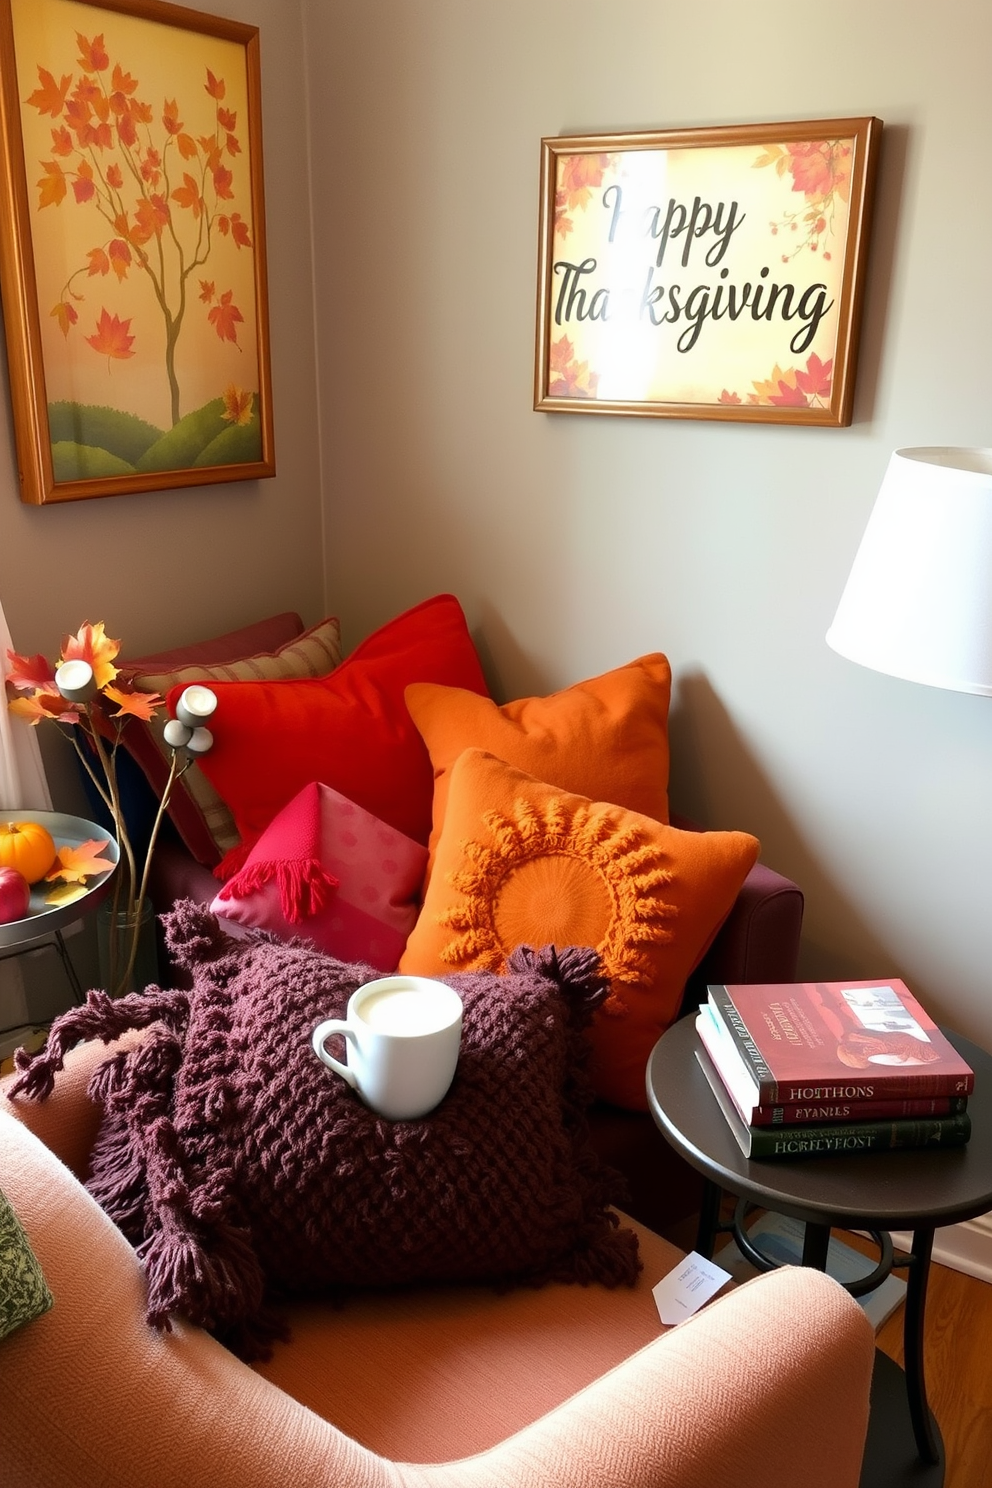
96,899,159,998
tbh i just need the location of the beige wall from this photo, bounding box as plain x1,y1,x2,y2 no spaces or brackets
308,1,992,1051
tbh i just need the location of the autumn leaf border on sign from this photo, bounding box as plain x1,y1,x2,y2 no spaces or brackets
548,334,599,399
554,153,618,240
753,138,852,262
718,351,833,411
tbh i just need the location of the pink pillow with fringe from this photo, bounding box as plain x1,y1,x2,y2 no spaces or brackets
210,782,427,972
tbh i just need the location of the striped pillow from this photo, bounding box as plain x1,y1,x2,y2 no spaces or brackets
122,615,342,866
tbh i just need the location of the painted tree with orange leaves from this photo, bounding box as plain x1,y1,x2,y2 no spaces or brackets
28,29,253,428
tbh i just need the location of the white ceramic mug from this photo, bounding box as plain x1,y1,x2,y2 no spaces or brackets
311,975,463,1120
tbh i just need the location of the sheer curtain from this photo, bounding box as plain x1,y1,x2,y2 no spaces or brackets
0,597,52,813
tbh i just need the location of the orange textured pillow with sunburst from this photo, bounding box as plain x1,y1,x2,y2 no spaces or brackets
399,749,759,1110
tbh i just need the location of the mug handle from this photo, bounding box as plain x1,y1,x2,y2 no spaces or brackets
312,1019,358,1088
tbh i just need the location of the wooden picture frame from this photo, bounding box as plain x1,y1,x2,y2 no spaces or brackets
535,117,881,427
0,0,274,504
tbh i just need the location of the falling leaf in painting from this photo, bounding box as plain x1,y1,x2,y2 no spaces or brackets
222,384,254,426
208,290,243,345
86,308,136,362
718,390,742,404
199,279,216,303
205,68,226,101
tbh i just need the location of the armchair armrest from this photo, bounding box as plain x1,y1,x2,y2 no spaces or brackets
1,1101,873,1488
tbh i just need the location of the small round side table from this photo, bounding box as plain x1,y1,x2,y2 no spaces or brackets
0,809,119,1010
647,1015,992,1488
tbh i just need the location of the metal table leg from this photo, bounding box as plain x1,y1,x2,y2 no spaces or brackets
903,1227,940,1464
694,1178,722,1259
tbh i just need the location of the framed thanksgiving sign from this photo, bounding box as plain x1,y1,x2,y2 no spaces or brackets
534,117,880,427
0,0,274,504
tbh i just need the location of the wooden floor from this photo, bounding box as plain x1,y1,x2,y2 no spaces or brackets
873,1251,992,1488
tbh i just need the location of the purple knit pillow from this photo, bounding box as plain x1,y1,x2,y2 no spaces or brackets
10,903,639,1360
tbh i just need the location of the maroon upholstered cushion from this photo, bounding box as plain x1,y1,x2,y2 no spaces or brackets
9,904,639,1360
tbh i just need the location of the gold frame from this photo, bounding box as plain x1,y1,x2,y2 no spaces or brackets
0,0,274,503
535,117,881,427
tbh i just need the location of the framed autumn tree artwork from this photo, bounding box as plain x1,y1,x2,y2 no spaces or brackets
0,0,274,504
534,118,881,426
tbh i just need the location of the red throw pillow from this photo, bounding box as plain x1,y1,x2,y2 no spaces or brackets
182,595,490,871
121,613,342,866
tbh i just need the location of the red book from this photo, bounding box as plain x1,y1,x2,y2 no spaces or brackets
707,980,974,1105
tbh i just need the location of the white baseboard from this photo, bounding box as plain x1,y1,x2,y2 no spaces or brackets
888,1211,992,1284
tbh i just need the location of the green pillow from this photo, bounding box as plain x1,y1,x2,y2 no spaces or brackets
0,1186,53,1342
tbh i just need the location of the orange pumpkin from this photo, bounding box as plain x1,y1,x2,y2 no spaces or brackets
0,820,57,884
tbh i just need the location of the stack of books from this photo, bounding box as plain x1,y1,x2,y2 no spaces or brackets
696,978,975,1159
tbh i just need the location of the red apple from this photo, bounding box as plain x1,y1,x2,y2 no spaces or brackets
0,866,31,924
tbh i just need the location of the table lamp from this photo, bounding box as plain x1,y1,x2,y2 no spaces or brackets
826,447,992,694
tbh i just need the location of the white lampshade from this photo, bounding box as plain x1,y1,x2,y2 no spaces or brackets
826,447,992,696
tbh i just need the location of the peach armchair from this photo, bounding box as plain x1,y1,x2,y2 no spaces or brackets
1,1036,874,1488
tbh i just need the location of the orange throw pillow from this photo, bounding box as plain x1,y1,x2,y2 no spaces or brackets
406,653,672,886
399,749,759,1110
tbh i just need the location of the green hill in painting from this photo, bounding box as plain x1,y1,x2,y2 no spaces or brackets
47,398,262,482
48,402,162,467
51,442,136,481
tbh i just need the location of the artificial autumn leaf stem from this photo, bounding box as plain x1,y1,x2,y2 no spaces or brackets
5,622,215,1000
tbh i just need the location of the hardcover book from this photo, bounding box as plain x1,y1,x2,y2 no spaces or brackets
695,1005,968,1127
707,979,975,1105
696,1044,972,1159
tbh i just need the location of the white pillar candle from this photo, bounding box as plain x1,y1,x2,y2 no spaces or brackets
185,726,214,755
163,719,193,749
55,659,97,703
175,685,217,730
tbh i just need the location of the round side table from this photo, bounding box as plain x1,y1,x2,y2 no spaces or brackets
0,809,119,1009
647,1015,992,1488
